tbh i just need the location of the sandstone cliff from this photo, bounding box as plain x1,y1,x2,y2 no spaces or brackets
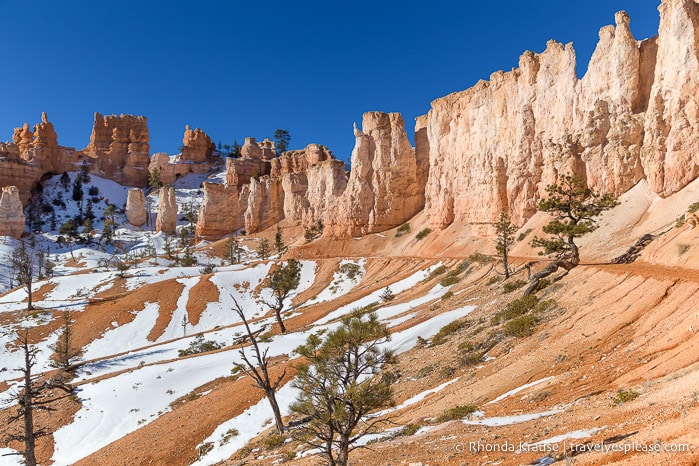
324,112,423,237
0,186,25,239
155,187,177,234
424,0,699,232
125,188,148,227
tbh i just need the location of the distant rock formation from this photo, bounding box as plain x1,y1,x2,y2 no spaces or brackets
84,113,150,187
0,186,25,239
125,188,148,227
324,112,424,237
180,125,216,164
149,126,218,185
155,187,177,234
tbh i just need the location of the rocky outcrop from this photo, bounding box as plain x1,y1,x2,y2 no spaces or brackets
424,0,699,232
181,125,215,163
125,189,148,227
0,186,25,238
155,187,177,234
245,177,285,233
195,182,247,239
324,112,423,237
84,113,150,187
270,144,333,177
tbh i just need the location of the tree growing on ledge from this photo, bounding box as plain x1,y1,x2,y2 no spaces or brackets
263,259,301,333
525,174,618,295
274,129,291,154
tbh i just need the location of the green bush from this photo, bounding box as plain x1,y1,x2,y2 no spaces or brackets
492,295,539,324
441,291,454,300
178,334,223,357
428,265,448,279
611,389,640,406
439,270,461,287
395,223,411,237
502,279,527,294
688,202,699,213
467,252,493,264
264,433,287,450
504,314,539,337
532,278,551,293
678,243,690,255
486,275,501,286
676,214,686,228
338,262,361,280
437,404,478,422
415,228,432,240
398,423,422,437
431,319,469,346
517,228,532,242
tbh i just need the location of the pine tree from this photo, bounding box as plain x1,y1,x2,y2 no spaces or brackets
148,167,162,191
526,174,618,295
262,259,300,333
494,210,517,279
71,175,83,204
291,310,395,466
11,242,34,311
274,225,285,256
79,159,91,183
59,172,70,191
256,238,271,260
273,129,291,154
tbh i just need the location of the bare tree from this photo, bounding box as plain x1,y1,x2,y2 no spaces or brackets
50,311,83,371
4,329,73,466
231,296,286,433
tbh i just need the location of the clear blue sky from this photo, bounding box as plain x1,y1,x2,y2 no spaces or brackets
0,0,660,162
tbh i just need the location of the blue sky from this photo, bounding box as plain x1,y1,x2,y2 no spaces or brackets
0,1,660,162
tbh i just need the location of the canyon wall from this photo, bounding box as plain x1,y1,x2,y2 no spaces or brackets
0,186,25,239
424,0,699,232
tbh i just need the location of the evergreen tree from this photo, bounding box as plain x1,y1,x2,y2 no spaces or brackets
273,129,291,154
11,241,34,311
274,225,285,256
291,310,395,466
79,159,91,183
256,238,271,260
71,175,83,205
263,259,301,333
494,210,517,279
148,167,162,191
232,139,242,158
526,174,618,295
85,198,95,220
59,172,71,191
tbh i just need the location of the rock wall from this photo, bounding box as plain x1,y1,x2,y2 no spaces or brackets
180,125,215,164
195,182,247,239
84,113,150,187
324,112,424,237
0,186,25,238
424,0,699,231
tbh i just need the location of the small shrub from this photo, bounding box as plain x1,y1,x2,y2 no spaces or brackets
431,319,469,346
517,228,533,242
439,270,461,287
441,291,454,300
398,423,422,437
379,287,395,302
502,279,527,294
676,214,686,228
428,265,448,279
492,295,539,324
264,433,286,450
198,442,214,458
437,404,478,422
688,202,699,213
529,390,551,403
88,186,99,196
178,334,223,357
338,262,361,280
220,428,239,445
416,336,428,348
612,389,640,406
440,365,456,379
467,252,493,264
415,228,432,241
504,314,539,337
199,264,215,274
533,278,551,293
678,243,690,255
416,364,435,379
459,351,485,366
486,275,501,286
395,223,411,237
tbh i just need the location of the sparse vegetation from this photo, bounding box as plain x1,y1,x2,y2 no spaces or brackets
441,291,454,300
178,334,223,357
439,269,461,287
430,319,469,346
338,262,361,280
486,275,501,286
398,423,422,437
677,243,690,255
395,222,411,237
502,279,527,294
504,314,539,337
517,228,533,242
467,252,493,264
494,210,517,278
264,432,286,450
688,202,699,213
437,404,478,422
263,259,301,333
379,286,395,302
415,228,432,241
612,389,640,406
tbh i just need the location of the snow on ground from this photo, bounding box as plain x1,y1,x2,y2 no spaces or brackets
315,264,443,325
0,448,23,466
372,377,460,418
487,376,555,405
518,427,605,451
463,409,564,427
375,283,452,327
304,259,366,306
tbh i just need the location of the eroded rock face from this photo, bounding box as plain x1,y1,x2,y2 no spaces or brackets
195,182,247,239
155,187,177,234
85,113,150,187
245,176,284,233
325,112,423,237
125,188,147,227
424,0,699,231
181,125,215,163
0,186,25,239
